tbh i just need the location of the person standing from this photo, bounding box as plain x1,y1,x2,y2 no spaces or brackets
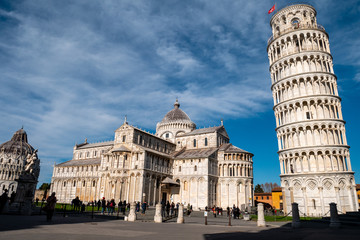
166,201,170,217
45,192,57,222
141,201,147,215
97,199,101,211
0,189,9,214
101,197,106,215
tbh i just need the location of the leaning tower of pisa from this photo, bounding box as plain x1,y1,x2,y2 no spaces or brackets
267,4,358,216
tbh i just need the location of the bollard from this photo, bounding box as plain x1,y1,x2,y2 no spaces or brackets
257,203,266,227
204,210,208,225
329,202,341,228
127,202,137,222
177,204,184,224
154,203,163,223
291,202,301,228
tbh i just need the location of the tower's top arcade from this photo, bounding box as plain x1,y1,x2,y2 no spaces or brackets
269,4,317,38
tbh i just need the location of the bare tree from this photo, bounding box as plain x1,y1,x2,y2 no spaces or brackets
259,182,280,193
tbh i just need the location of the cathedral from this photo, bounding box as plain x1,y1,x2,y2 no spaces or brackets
50,100,254,210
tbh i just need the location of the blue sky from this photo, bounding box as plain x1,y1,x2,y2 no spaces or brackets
0,0,359,187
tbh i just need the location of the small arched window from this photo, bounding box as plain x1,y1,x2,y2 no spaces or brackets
194,165,197,171
193,139,196,147
63,181,66,187
73,181,76,187
204,138,208,146
83,180,86,187
93,180,96,187
179,166,181,172
122,135,126,142
291,18,300,29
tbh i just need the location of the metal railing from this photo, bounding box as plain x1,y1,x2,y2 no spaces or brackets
268,24,326,45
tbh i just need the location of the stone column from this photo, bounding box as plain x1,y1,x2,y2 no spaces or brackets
318,187,325,216
281,187,287,214
154,203,163,223
257,203,266,227
291,202,301,228
329,202,341,228
127,202,136,222
177,204,184,224
301,187,308,215
347,186,355,211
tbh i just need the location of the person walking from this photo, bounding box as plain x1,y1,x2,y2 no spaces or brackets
45,192,57,222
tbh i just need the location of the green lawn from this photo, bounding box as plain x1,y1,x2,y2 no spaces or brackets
249,215,322,222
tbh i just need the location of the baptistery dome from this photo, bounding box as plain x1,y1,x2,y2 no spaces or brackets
156,99,196,143
0,128,34,154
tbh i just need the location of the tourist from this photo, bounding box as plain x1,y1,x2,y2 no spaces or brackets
73,196,80,212
136,201,140,213
109,199,115,215
101,197,106,214
106,201,110,215
81,203,85,213
9,192,16,205
166,201,170,217
97,199,101,211
175,202,179,216
212,205,217,218
170,202,175,216
0,189,9,214
45,192,57,222
118,200,123,213
141,201,147,215
161,200,166,217
122,201,126,215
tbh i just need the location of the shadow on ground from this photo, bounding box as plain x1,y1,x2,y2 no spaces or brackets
0,212,123,232
203,221,360,240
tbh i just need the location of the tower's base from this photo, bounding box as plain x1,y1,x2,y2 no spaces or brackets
280,172,358,216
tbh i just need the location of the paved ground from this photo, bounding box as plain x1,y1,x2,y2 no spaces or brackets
1,213,360,240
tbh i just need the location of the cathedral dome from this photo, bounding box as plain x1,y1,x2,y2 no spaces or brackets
0,128,34,154
156,99,196,142
160,100,192,124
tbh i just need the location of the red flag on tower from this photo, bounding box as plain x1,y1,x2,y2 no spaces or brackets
268,4,275,14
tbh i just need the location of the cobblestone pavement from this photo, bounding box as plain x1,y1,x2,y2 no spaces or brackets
1,213,360,240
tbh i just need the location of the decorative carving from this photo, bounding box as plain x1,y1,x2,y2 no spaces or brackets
24,149,40,179
307,181,316,190
323,180,332,190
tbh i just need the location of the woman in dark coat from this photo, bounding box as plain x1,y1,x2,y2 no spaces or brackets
45,192,57,222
